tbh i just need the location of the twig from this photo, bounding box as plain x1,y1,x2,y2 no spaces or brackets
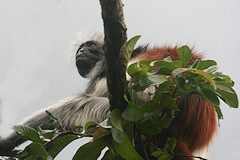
173,152,208,160
44,131,93,151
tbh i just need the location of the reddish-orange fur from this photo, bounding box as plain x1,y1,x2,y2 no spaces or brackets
174,95,217,159
138,47,217,159
138,46,202,63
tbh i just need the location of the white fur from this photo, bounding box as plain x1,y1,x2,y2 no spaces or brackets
192,148,208,159
68,32,104,66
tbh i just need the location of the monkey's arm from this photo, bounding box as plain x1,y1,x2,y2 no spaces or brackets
0,95,110,151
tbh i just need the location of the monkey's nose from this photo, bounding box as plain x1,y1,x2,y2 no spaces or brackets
76,48,85,57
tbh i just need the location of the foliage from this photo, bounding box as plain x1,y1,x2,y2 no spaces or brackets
2,36,238,160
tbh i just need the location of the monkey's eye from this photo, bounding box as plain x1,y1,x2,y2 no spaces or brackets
89,43,96,48
85,41,97,48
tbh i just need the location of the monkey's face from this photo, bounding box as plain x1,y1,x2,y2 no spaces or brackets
76,41,104,78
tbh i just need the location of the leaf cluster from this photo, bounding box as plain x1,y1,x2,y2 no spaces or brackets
4,36,238,160
68,37,238,159
6,111,81,160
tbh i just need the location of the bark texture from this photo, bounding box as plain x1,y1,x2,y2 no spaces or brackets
99,0,128,111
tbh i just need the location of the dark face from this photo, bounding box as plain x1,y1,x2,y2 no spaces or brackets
76,41,105,78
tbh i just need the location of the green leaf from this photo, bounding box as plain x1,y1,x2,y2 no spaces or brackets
176,77,187,94
163,56,173,62
151,150,165,158
37,127,57,139
224,75,233,84
204,65,218,73
217,74,235,87
22,155,38,160
216,84,234,94
128,64,149,82
132,83,145,92
45,110,65,130
139,60,154,72
139,60,152,67
143,94,178,111
195,69,216,89
172,68,216,89
171,60,183,68
112,127,128,143
198,60,217,70
122,121,134,145
177,45,192,67
156,67,173,75
110,109,124,132
156,81,175,94
139,74,167,89
126,35,141,62
71,126,83,131
93,127,110,141
133,68,148,82
154,60,182,71
47,134,78,158
132,89,139,104
73,139,107,160
113,140,143,160
215,86,238,108
215,106,223,119
122,96,145,121
140,119,172,135
25,142,52,160
13,125,43,143
163,138,177,152
122,106,144,122
16,150,29,158
211,71,225,79
189,58,201,69
196,85,219,106
151,151,172,160
127,62,139,76
157,94,178,110
101,149,120,160
172,68,191,77
84,121,97,131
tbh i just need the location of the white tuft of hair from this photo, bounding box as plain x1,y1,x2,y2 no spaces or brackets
68,31,104,68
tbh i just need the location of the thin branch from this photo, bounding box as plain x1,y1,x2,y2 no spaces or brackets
99,0,128,111
173,152,208,160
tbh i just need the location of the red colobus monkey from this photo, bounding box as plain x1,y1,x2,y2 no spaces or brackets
128,46,217,159
0,34,217,159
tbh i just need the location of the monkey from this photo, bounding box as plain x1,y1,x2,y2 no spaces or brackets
0,34,147,153
128,47,217,159
0,36,109,153
0,35,217,160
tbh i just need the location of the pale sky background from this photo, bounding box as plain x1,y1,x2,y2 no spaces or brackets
0,0,240,159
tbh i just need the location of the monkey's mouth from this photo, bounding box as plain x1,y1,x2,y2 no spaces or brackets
76,53,82,59
76,54,87,62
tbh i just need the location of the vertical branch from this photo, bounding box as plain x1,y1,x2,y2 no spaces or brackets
99,0,128,111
